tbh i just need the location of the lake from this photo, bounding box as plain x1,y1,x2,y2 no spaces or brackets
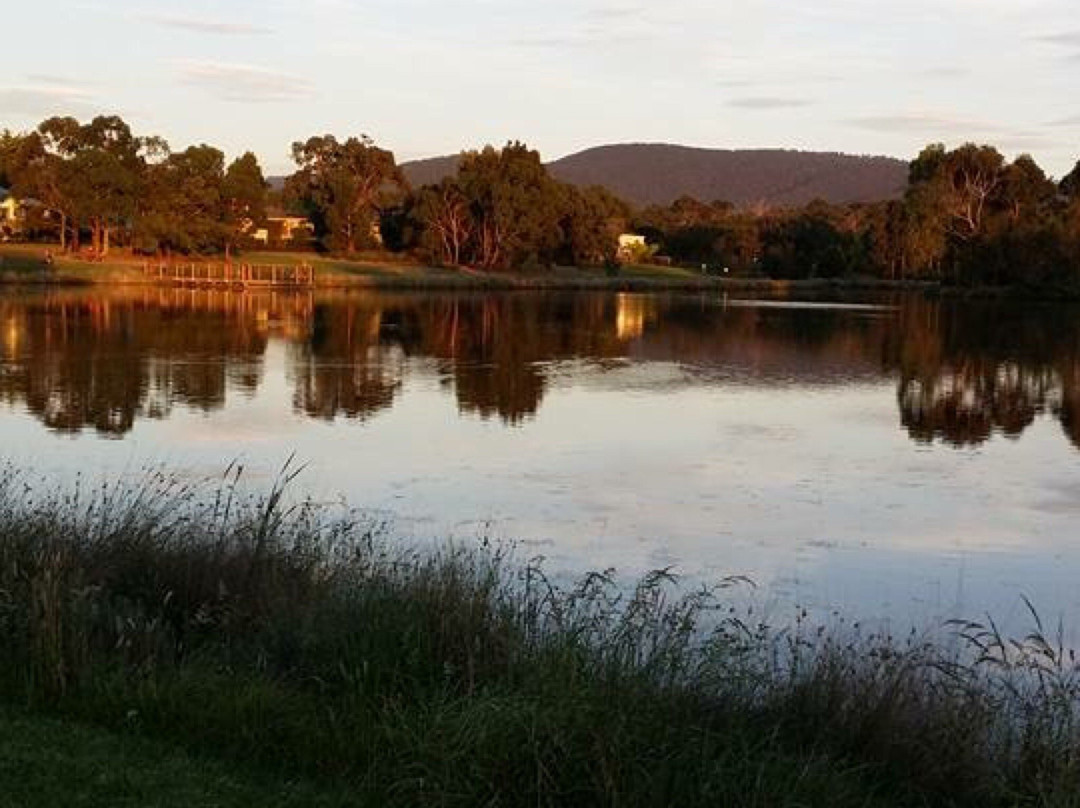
1,286,1078,634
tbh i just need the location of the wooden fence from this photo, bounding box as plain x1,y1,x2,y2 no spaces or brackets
141,262,315,288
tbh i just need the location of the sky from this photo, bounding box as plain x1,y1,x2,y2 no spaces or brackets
2,0,1079,176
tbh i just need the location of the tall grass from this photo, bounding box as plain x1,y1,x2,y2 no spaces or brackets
0,462,1077,806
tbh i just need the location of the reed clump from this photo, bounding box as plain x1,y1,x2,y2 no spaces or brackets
0,462,1077,807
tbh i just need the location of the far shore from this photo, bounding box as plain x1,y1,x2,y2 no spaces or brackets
0,242,1043,298
0,242,935,293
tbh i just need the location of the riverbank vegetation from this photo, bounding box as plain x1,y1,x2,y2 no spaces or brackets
0,465,1078,806
3,116,1080,294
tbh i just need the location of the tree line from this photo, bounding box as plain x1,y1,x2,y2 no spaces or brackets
0,117,629,267
638,144,1080,292
3,114,1080,290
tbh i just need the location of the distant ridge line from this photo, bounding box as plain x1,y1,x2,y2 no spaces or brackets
397,143,909,208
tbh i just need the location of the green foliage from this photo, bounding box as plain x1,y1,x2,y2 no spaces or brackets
560,183,630,267
408,143,628,270
637,143,1080,290
1,116,270,258
286,134,404,253
5,111,1080,289
136,145,227,254
223,152,268,255
0,710,355,807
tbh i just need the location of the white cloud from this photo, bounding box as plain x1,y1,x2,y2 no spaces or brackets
729,97,814,110
0,85,99,118
176,61,315,103
846,113,1010,136
144,13,273,35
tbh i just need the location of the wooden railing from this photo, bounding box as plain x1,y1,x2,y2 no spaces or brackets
141,262,315,287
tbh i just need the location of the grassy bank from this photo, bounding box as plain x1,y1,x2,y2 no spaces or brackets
0,709,355,807
0,243,929,294
0,465,1077,806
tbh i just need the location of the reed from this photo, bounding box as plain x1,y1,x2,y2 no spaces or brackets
0,462,1076,806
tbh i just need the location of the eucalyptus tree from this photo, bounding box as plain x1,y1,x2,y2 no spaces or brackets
35,115,166,255
455,142,564,269
412,177,473,266
287,134,403,253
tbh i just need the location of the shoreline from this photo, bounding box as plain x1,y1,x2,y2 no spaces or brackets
1,271,1068,301
2,247,1074,299
0,469,1075,807
0,266,938,294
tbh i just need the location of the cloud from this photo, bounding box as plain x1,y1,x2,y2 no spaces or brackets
1037,31,1080,46
846,112,1008,135
511,23,650,49
25,73,96,88
729,96,813,110
1035,31,1080,57
918,66,968,78
176,61,316,103
0,86,99,118
145,13,272,35
993,133,1064,152
845,113,1059,153
511,3,670,50
585,3,647,22
1047,114,1080,127
714,78,760,89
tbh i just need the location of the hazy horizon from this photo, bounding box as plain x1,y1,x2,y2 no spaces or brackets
3,0,1079,177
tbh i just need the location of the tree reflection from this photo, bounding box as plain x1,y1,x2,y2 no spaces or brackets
289,304,403,421
0,289,272,436
0,288,1078,451
889,298,1080,448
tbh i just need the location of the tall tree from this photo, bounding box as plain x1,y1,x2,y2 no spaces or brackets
287,134,403,253
560,184,630,267
941,144,1005,240
456,142,563,269
222,152,267,259
413,178,473,266
36,115,164,255
135,145,225,255
2,131,73,247
997,154,1055,225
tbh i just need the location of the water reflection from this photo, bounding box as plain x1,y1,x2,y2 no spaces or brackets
0,287,1079,451
888,303,1080,450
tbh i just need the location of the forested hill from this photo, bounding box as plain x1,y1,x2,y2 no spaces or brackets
399,144,909,208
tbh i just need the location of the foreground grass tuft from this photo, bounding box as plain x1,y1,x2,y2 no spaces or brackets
0,463,1077,806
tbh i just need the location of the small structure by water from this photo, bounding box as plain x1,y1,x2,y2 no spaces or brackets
141,262,315,288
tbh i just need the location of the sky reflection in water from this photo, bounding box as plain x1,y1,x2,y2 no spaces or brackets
1,288,1078,635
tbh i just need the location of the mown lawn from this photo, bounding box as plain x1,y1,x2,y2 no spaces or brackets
0,242,720,289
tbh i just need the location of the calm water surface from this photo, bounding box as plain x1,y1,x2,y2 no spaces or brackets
1,287,1078,632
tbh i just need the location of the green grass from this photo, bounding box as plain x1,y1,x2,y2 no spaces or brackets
0,242,944,294
0,709,357,807
0,463,1076,806
0,242,738,289
0,243,144,282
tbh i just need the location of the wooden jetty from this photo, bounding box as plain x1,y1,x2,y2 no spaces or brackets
141,262,315,288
